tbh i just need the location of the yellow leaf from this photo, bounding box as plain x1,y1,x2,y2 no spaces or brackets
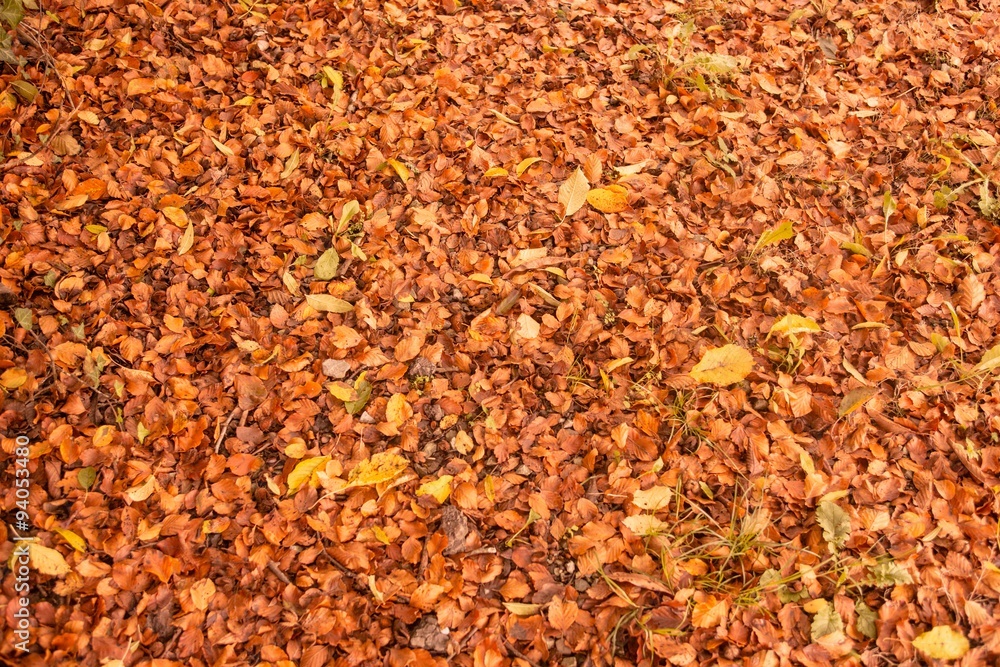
689,344,754,386
483,166,509,178
503,602,542,616
93,424,116,447
124,475,157,502
558,168,590,218
587,187,629,213
234,95,255,106
371,525,391,545
484,474,495,503
385,393,413,426
162,206,189,228
974,343,1000,374
287,456,331,495
328,382,358,402
417,475,453,503
606,357,634,373
0,367,27,389
347,451,409,488
632,486,673,511
305,294,354,313
386,158,410,183
754,220,794,252
838,387,877,417
54,528,87,553
211,137,235,156
177,222,195,255
28,543,71,576
515,157,542,177
768,314,821,338
467,273,494,285
852,322,887,330
280,148,300,179
912,626,969,660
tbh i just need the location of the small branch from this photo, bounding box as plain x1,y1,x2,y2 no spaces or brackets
214,407,242,453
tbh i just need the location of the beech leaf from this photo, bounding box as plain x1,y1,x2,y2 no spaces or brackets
558,168,590,218
912,626,969,660
689,344,754,386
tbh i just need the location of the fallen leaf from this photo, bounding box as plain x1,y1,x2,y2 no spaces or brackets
912,626,969,660
558,168,590,218
689,345,754,386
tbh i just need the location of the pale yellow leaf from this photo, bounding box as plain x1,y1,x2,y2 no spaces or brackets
280,148,300,179
314,248,340,280
177,222,195,255
124,475,157,503
336,200,361,234
632,486,673,511
416,474,454,503
558,168,590,218
305,294,354,313
622,514,669,537
689,345,754,386
287,456,332,495
483,166,509,178
29,543,71,576
974,343,1000,374
77,110,100,125
234,95,255,106
211,137,235,156
912,626,969,660
282,271,301,296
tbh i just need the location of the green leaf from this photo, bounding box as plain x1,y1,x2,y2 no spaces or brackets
0,0,25,29
14,308,32,331
313,248,340,280
855,600,877,639
868,560,913,587
934,186,956,210
77,467,97,490
753,220,794,253
810,600,844,641
816,500,850,551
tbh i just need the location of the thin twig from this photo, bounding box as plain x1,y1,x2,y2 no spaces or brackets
214,407,242,452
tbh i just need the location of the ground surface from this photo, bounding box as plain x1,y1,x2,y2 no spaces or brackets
2,0,1000,665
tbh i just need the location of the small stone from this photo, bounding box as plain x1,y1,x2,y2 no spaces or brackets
322,359,351,378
